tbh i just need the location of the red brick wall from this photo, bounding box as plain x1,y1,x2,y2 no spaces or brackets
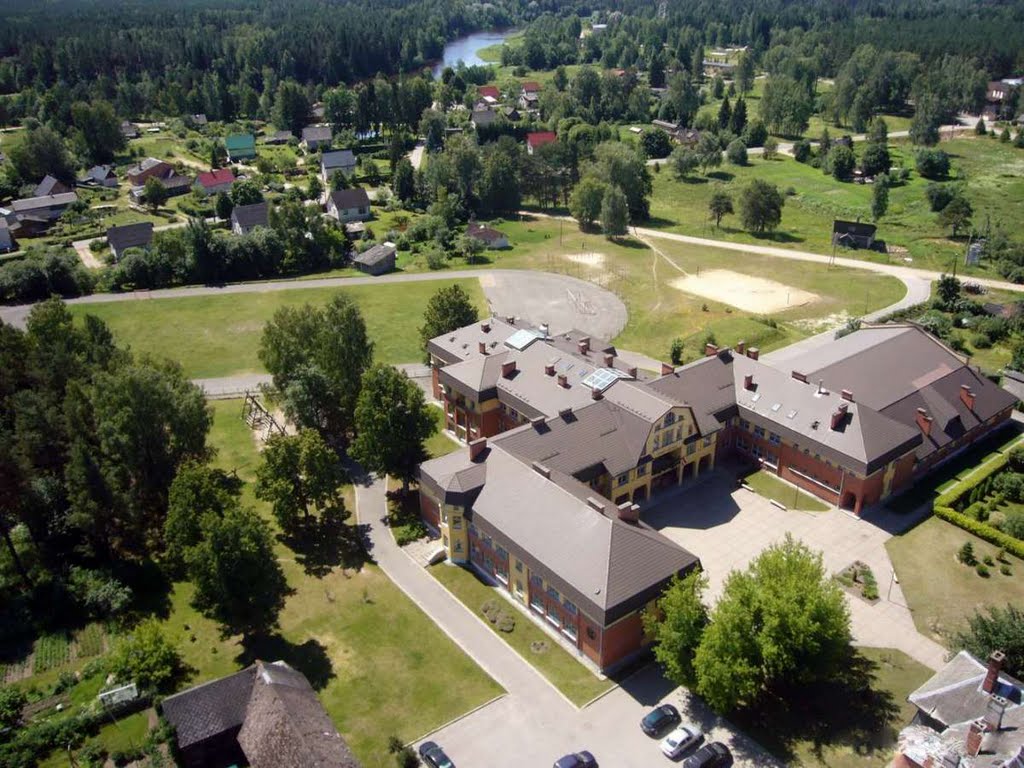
599,613,646,669
431,365,442,399
419,492,440,528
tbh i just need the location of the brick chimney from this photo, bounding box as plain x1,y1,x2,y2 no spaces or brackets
586,497,604,512
743,374,754,390
792,370,807,383
591,387,603,400
604,352,615,367
965,719,985,757
469,437,487,461
480,320,491,333
983,650,1005,694
747,347,760,360
557,373,568,388
578,337,590,355
505,315,515,324
501,360,517,378
545,362,555,376
841,389,854,402
531,461,551,479
915,407,933,437
661,362,675,375
831,402,849,430
705,343,719,356
617,501,640,523
736,340,746,355
627,365,638,378
478,341,487,355
960,384,976,411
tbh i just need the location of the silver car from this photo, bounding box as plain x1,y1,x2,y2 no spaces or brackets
660,725,704,759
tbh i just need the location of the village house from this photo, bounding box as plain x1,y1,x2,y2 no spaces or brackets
128,167,192,203
33,175,72,197
127,158,174,187
231,201,270,235
79,165,118,188
832,219,878,250
326,188,371,223
467,222,509,249
263,130,294,145
9,192,79,234
892,650,1024,767
301,125,333,151
194,168,235,196
652,120,702,146
519,82,541,111
106,222,154,261
189,113,208,126
471,108,498,130
526,131,557,155
120,121,139,139
501,106,521,122
224,133,257,162
320,150,356,181
161,660,360,768
478,85,501,105
352,241,396,275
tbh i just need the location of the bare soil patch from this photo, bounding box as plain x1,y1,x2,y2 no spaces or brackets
670,269,818,313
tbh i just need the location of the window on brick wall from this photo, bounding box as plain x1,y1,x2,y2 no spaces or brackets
515,560,523,572
754,425,766,439
547,586,560,601
496,546,508,560
769,432,781,445
563,599,577,615
586,627,597,640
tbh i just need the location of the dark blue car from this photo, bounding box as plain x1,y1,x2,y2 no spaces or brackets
418,741,455,768
640,703,682,737
553,750,597,768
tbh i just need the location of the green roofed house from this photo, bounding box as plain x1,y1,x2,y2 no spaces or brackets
225,133,257,162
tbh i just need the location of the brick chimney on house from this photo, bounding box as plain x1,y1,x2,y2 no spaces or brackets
983,650,1005,694
478,341,487,355
915,407,933,437
984,695,1009,731
960,384,976,411
841,389,854,402
480,320,491,333
831,402,849,430
705,343,719,356
604,352,615,367
627,365,638,378
743,374,755,390
965,719,985,757
578,337,591,355
501,360,517,378
531,461,551,479
591,387,603,400
792,370,807,383
661,362,675,375
545,362,555,376
469,438,487,461
505,315,515,324
557,373,568,388
616,501,640,523
747,347,760,360
736,340,746,355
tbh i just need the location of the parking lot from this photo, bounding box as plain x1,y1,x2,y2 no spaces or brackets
417,663,782,768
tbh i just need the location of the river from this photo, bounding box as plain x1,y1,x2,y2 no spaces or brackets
432,30,513,77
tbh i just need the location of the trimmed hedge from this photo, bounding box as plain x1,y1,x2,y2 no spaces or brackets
934,448,1024,560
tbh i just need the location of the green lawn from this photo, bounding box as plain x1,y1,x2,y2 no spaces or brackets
736,647,931,768
742,469,830,512
153,400,504,766
886,517,1023,644
647,136,1024,275
426,407,458,459
493,215,904,365
39,710,152,768
71,278,489,378
431,562,614,707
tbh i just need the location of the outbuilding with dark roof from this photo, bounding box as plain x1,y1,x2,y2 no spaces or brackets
106,222,154,260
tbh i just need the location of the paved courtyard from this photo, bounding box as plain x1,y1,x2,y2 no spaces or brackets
643,471,948,670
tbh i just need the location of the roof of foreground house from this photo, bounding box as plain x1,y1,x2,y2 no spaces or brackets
196,168,235,189
106,222,154,253
232,201,270,230
328,188,370,210
10,192,78,212
302,125,332,143
162,660,360,768
321,150,356,170
353,242,396,268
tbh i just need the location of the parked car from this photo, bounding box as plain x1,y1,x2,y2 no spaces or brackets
419,741,455,768
681,741,731,768
640,704,682,737
553,750,597,768
660,725,704,759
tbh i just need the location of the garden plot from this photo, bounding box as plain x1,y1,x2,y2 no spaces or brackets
671,270,819,313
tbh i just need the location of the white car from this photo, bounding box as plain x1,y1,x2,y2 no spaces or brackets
660,725,704,759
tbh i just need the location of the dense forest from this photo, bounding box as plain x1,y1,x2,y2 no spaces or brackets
0,0,1022,126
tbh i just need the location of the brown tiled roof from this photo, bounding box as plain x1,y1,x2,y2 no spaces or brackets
161,667,258,749
648,351,737,436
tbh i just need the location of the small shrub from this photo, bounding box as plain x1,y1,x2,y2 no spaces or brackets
975,563,990,578
958,540,976,565
497,614,515,633
425,248,447,270
983,555,995,566
996,547,1008,563
1000,564,1012,576
481,599,500,620
862,583,879,600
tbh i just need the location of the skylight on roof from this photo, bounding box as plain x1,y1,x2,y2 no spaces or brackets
787,409,798,419
771,403,781,412
751,393,761,402
582,367,629,392
505,329,543,351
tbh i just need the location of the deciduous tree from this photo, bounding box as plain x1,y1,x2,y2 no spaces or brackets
419,284,479,362
738,179,785,234
107,619,183,692
708,191,734,227
643,570,709,686
600,185,629,238
570,176,607,229
256,430,347,531
955,604,1024,680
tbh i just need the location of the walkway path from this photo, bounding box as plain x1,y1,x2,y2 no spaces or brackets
351,470,781,767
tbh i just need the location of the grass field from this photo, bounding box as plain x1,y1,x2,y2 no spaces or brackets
157,400,503,766
886,517,1023,644
647,135,1024,276
743,470,830,512
493,215,905,364
430,562,614,706
71,278,489,378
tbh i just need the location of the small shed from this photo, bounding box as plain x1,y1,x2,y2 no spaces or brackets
225,133,257,162
107,222,154,261
301,125,333,151
231,201,270,235
353,242,397,276
832,219,877,250
467,223,509,249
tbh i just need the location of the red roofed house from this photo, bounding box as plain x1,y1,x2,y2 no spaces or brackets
194,168,236,195
521,81,541,93
478,85,500,103
519,81,542,110
526,131,557,155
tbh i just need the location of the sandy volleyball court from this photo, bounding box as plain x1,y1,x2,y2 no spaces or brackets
670,269,818,313
566,252,606,267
